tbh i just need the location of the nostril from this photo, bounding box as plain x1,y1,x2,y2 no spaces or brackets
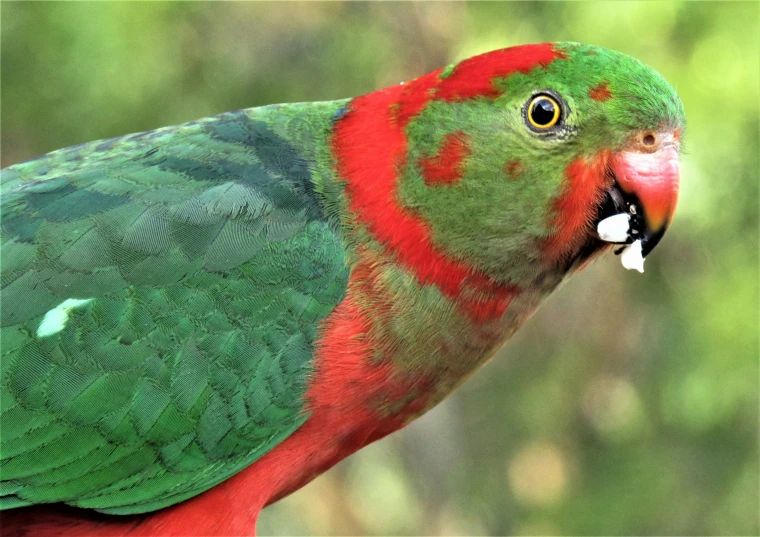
642,133,656,146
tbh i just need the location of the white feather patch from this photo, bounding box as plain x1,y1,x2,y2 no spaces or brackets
37,298,94,338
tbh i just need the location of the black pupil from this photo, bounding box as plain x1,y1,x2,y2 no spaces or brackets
531,98,556,126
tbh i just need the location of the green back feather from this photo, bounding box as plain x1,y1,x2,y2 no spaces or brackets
0,103,348,513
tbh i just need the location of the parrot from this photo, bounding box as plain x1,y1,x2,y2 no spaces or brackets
0,42,683,536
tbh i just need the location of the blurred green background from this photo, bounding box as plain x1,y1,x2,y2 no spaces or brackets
2,2,758,535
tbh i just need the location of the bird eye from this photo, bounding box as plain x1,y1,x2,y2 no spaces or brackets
526,94,561,129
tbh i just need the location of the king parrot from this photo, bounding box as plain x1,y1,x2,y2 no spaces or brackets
0,42,684,536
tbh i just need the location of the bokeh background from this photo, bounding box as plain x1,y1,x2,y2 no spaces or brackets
2,2,758,535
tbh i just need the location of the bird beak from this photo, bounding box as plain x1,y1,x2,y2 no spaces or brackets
609,131,680,258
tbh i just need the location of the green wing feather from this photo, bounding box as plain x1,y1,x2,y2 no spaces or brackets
0,107,348,514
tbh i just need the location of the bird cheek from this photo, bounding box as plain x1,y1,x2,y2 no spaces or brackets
418,131,471,187
504,159,525,180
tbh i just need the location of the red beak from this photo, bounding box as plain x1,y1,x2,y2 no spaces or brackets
610,133,680,255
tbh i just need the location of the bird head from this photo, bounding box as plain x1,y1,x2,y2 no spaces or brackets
335,42,684,297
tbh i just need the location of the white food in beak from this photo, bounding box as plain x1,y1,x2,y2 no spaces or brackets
621,239,645,273
597,213,631,243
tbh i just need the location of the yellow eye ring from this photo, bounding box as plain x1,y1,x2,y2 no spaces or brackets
527,95,561,129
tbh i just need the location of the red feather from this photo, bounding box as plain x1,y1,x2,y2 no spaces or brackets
330,44,565,322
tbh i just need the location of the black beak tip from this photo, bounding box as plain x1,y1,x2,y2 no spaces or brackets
641,226,667,258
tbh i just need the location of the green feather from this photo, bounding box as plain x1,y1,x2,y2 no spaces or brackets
0,103,349,513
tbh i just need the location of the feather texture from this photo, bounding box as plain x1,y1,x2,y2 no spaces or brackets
1,107,348,513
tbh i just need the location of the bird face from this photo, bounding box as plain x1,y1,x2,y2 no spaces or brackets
395,42,684,285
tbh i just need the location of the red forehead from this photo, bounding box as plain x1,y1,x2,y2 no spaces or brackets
437,43,566,101
395,42,566,127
